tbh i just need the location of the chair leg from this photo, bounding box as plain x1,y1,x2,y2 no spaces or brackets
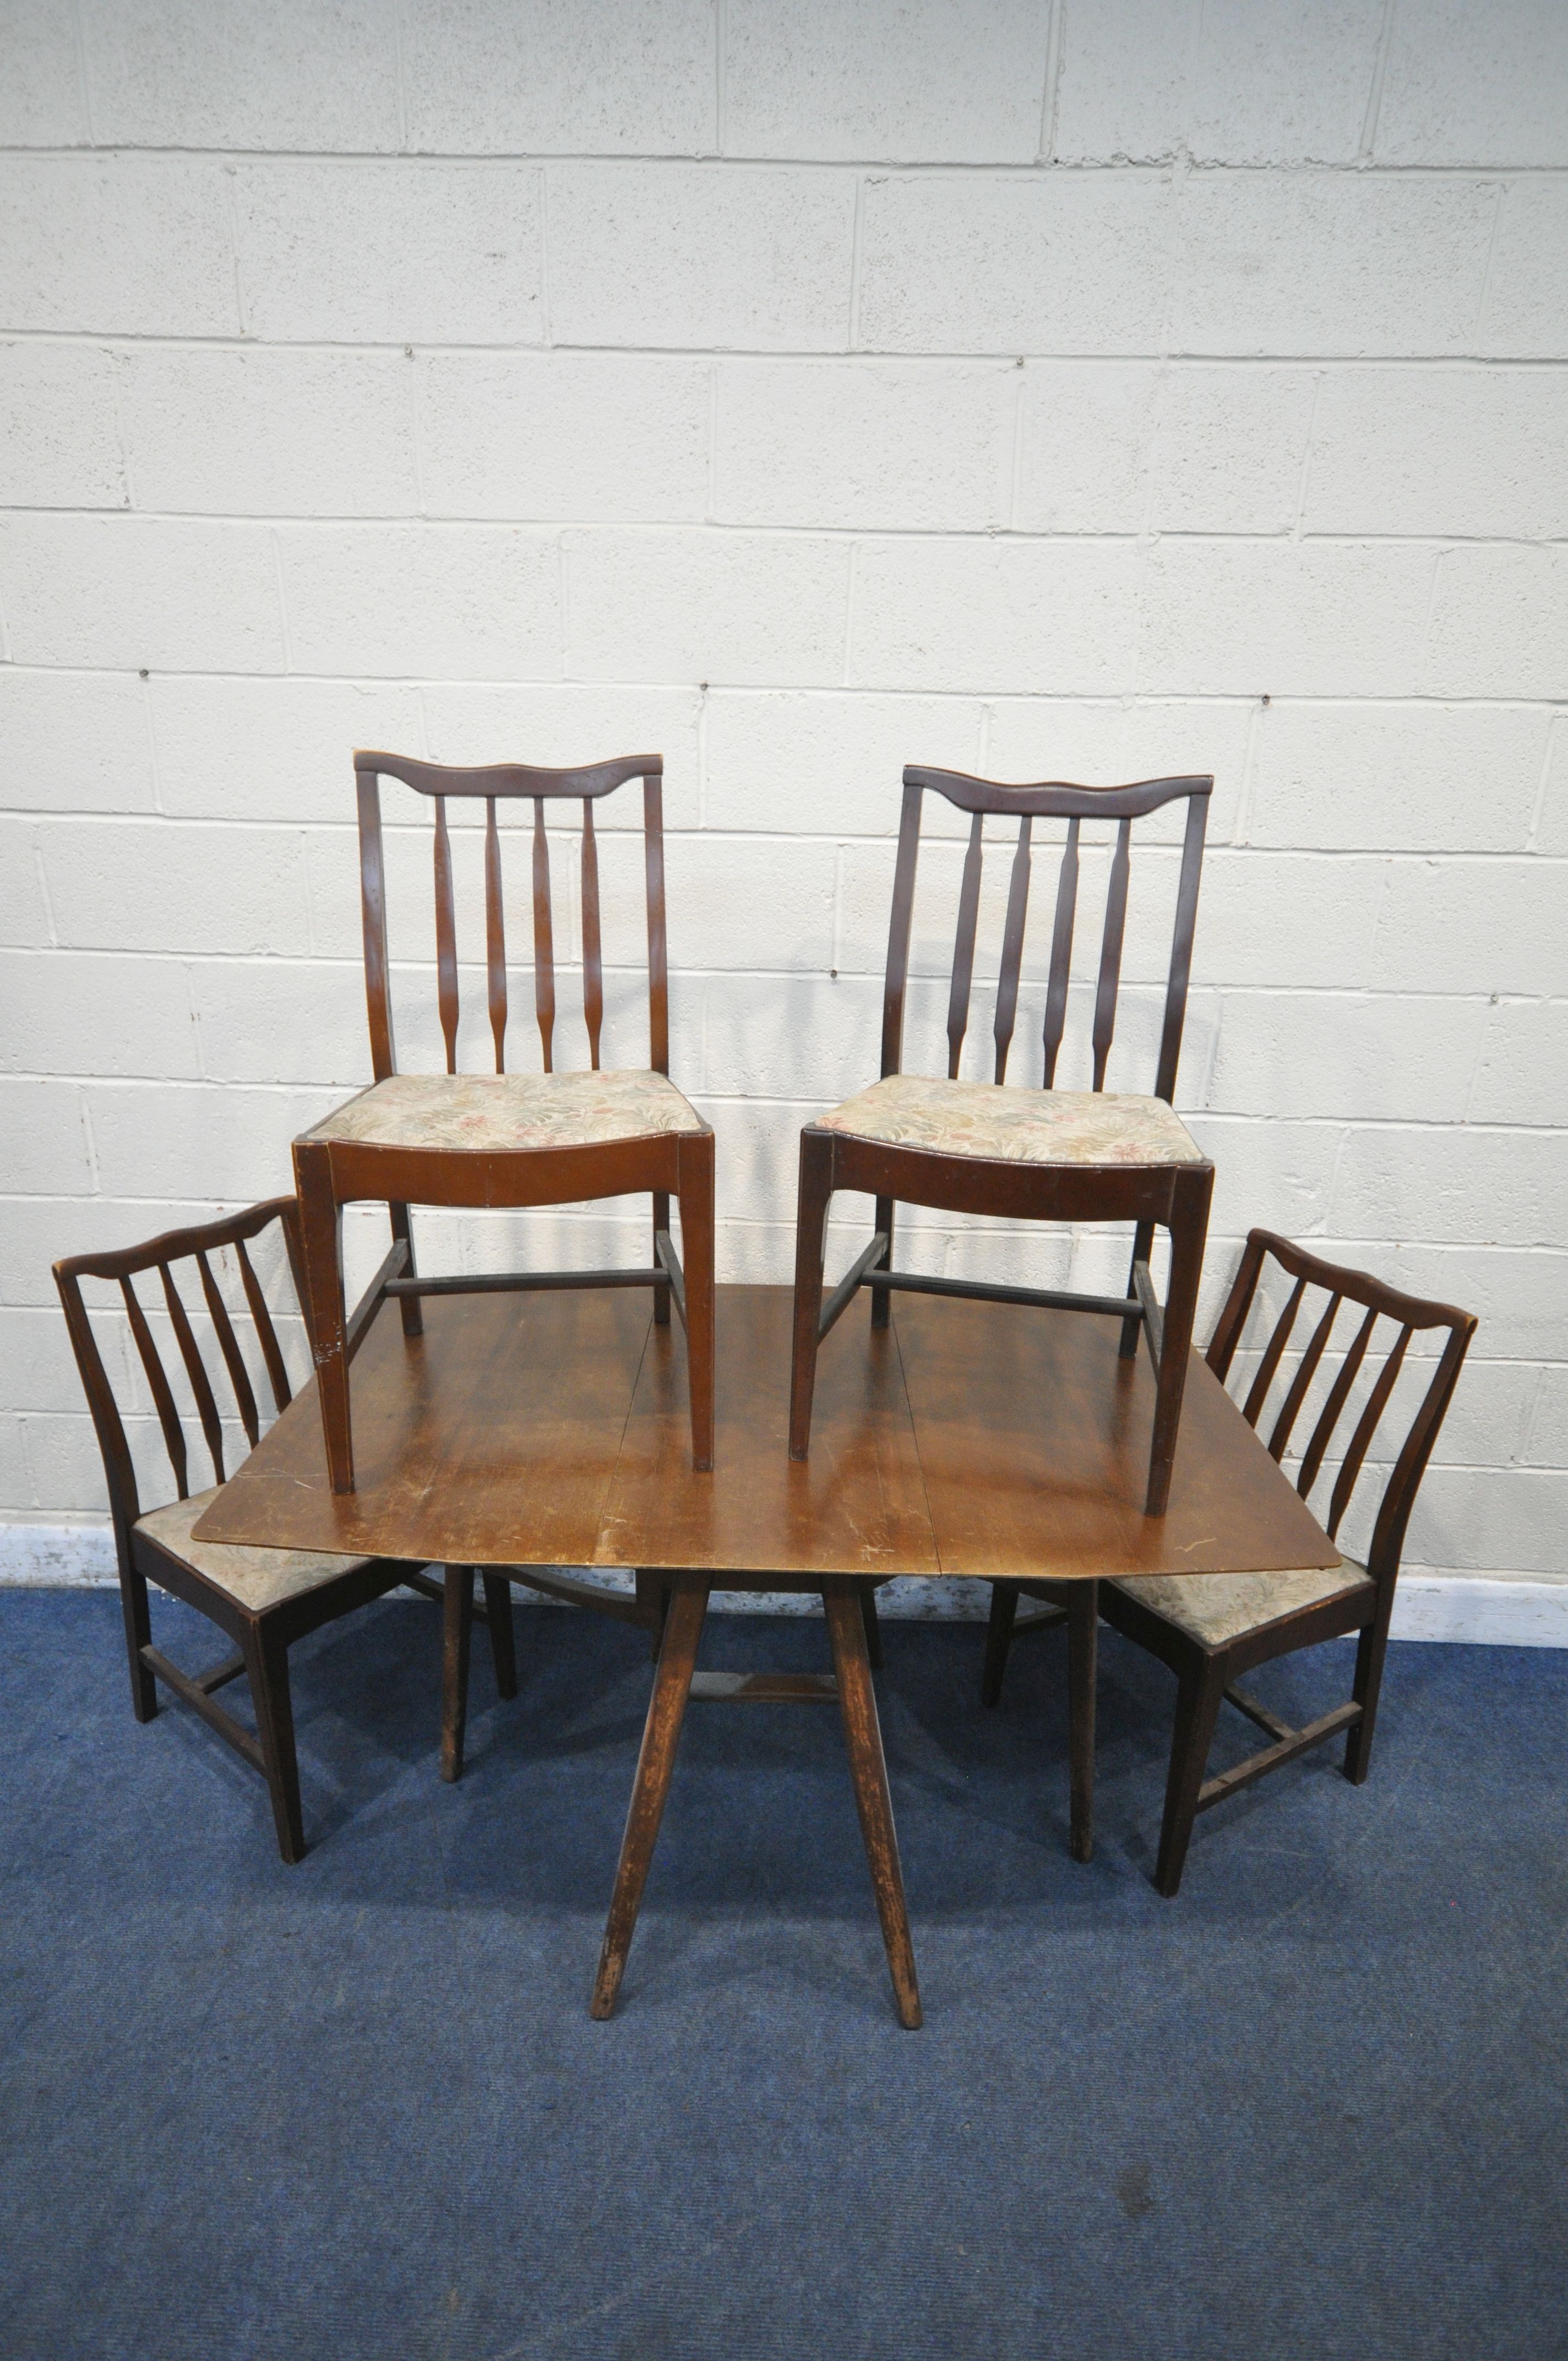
1120,1218,1155,1360
244,1626,306,1866
870,1195,894,1330
824,1582,922,2030
788,1129,835,1461
677,1136,715,1473
1068,1581,1098,1865
859,1582,884,1670
981,1583,1018,1707
592,1579,710,2020
1344,1603,1392,1785
389,1200,423,1337
1144,1163,1213,1517
440,1564,475,1785
119,1564,157,1722
482,1574,517,1701
291,1138,355,1496
1153,1660,1227,1897
652,1190,672,1326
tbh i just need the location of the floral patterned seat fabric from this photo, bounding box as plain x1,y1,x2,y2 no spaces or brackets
815,1073,1205,1168
303,1069,706,1155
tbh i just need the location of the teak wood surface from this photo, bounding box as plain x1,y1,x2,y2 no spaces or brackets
192,1281,1336,2027
195,1285,1335,1581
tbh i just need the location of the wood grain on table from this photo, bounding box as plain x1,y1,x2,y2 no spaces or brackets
194,1285,1336,1581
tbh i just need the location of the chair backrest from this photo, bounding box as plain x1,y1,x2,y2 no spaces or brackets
54,1198,303,1546
883,768,1211,1100
353,749,668,1082
1207,1230,1476,1586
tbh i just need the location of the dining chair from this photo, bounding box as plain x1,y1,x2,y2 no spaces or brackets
788,767,1215,1514
53,1196,514,1863
983,1230,1476,1894
291,751,715,1497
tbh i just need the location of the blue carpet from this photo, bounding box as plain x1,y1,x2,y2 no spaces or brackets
0,1588,1563,2361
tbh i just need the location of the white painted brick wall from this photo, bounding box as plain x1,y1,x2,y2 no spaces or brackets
235,164,546,345
0,0,1562,1609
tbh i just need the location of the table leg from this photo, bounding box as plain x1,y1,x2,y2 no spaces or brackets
1068,1579,1098,1864
591,1577,710,2021
823,1581,922,2030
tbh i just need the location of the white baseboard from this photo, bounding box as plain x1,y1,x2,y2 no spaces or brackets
1387,1574,1568,1648
1,1524,1562,1646
0,1521,119,1586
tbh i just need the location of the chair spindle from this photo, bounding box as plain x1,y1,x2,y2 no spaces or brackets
1042,818,1080,1088
1297,1304,1378,1502
484,796,507,1073
159,1264,227,1485
993,818,1033,1085
1242,1276,1306,1427
121,1275,188,1500
234,1238,292,1413
1266,1290,1341,1465
947,813,984,1080
532,797,556,1074
581,798,603,1071
433,795,460,1075
1326,1324,1412,1540
196,1250,261,1448
1091,818,1131,1092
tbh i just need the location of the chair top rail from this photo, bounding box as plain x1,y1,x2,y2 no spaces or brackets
53,1196,298,1288
1245,1227,1475,1337
355,749,660,801
902,766,1212,821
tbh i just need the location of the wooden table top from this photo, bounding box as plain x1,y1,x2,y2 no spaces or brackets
195,1285,1336,1582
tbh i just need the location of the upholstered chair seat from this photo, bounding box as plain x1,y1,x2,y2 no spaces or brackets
135,1487,375,1616
816,1073,1205,1169
303,1068,706,1156
1110,1558,1373,1652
